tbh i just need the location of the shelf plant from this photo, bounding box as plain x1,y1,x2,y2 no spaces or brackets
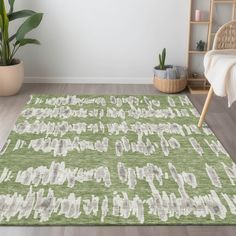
196,40,206,51
0,0,43,96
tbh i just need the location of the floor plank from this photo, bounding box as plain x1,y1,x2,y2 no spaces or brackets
0,83,235,236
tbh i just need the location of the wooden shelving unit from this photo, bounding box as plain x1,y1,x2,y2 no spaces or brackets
190,21,210,24
187,0,236,94
188,50,207,54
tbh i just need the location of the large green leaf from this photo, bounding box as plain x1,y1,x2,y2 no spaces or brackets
16,13,43,41
8,0,15,14
8,10,36,21
16,38,40,47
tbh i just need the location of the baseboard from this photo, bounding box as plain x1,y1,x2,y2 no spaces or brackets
24,77,153,84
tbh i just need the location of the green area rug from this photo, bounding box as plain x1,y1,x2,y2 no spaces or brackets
0,94,236,225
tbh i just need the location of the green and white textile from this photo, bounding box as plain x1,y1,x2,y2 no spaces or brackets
0,95,235,225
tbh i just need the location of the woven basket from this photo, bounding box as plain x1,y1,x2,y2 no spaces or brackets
153,76,187,94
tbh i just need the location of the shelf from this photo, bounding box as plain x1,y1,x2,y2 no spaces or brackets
190,21,210,24
214,0,235,4
187,0,235,94
188,78,207,82
188,85,210,95
189,51,207,54
188,76,210,94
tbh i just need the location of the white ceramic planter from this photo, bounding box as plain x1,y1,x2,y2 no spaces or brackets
0,60,24,96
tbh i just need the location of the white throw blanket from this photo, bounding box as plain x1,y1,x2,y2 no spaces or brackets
204,49,236,107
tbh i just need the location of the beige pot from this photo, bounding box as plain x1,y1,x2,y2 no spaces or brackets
0,59,24,96
153,76,187,94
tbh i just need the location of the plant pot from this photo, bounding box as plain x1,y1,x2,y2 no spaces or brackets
153,76,187,94
153,66,187,93
0,59,24,96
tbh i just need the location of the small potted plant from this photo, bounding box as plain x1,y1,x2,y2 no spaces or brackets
0,0,43,96
196,40,206,51
153,48,187,93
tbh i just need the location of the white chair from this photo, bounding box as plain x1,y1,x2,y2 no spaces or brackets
198,20,236,128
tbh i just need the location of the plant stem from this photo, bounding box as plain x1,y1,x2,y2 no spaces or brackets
1,41,7,65
0,0,11,65
9,44,19,62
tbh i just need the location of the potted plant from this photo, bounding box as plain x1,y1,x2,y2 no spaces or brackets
196,40,206,51
153,48,187,93
0,0,43,96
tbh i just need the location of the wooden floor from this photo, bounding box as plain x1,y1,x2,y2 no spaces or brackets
0,83,236,236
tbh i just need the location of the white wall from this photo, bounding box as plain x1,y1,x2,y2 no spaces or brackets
15,0,189,83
